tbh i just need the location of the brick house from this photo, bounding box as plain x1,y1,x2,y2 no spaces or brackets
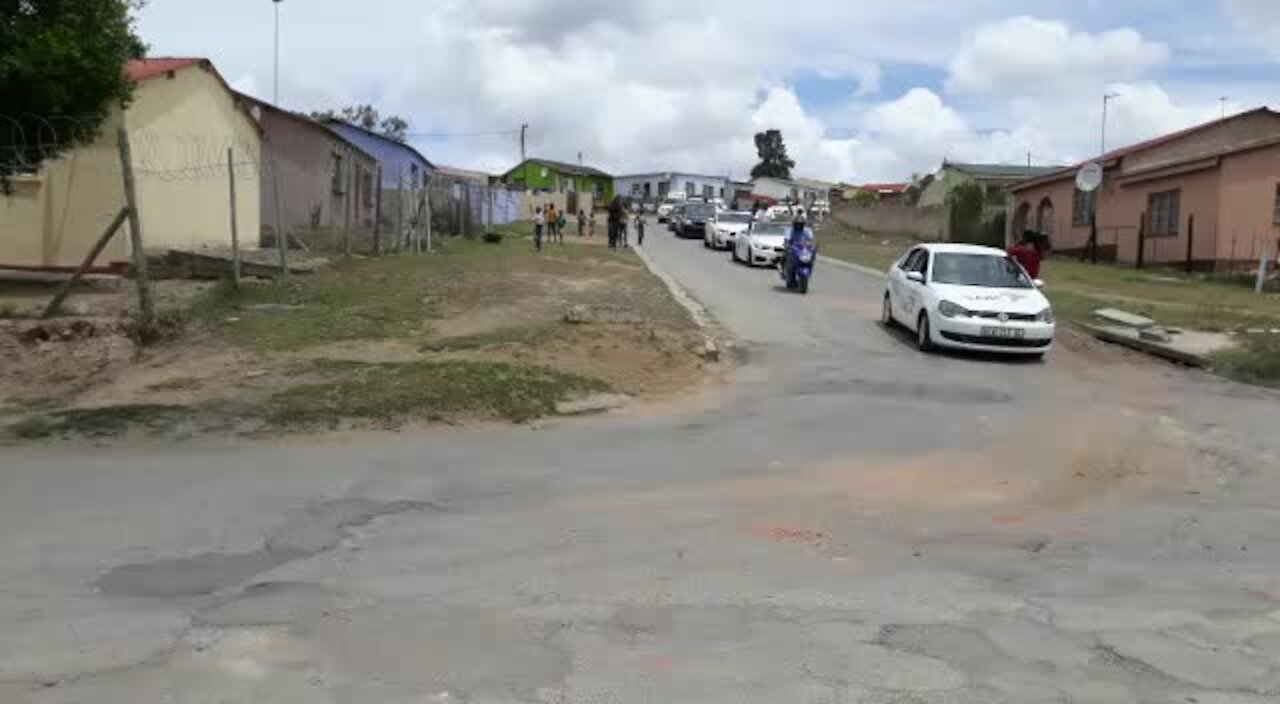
1009,108,1280,268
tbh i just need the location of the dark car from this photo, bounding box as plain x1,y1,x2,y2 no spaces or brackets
668,203,687,233
677,203,716,239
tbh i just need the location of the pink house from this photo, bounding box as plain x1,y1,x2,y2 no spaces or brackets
1010,108,1280,269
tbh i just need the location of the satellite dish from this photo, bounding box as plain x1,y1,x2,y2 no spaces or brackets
1076,162,1103,192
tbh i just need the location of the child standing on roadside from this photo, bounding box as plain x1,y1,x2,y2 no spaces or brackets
533,207,544,252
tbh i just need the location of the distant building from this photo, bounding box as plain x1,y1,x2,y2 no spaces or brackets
614,172,728,203
502,158,612,198
840,183,910,202
750,177,831,204
1,57,261,271
238,93,376,234
434,165,493,186
1010,108,1280,268
321,119,434,232
916,163,1057,209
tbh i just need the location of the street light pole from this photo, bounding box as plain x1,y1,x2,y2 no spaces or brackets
273,0,282,104
1101,92,1120,156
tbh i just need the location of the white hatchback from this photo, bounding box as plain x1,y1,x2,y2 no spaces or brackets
882,243,1055,357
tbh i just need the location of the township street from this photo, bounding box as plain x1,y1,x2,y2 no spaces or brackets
3,221,1280,702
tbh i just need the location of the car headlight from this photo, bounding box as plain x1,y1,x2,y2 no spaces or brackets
938,300,972,318
798,251,814,264
1037,307,1056,324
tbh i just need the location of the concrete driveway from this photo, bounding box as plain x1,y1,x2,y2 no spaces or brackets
3,222,1279,703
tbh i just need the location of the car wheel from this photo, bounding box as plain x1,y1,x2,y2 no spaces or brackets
881,294,896,327
916,312,936,353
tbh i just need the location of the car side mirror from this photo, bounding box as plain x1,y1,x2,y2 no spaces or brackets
1033,278,1046,289
906,271,925,284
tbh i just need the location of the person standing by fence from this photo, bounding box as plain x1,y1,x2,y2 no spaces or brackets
556,209,567,244
533,207,545,252
578,210,587,238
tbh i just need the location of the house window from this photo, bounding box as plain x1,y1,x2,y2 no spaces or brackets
719,187,725,199
363,170,373,207
1273,184,1280,224
703,184,713,200
331,154,345,195
594,180,604,197
1072,189,1096,227
658,181,669,197
411,165,420,190
685,181,695,196
643,183,652,199
1148,189,1181,237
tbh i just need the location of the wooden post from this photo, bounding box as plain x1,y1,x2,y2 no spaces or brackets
1185,214,1195,274
487,184,494,235
395,166,405,253
227,148,241,287
342,159,352,257
425,187,434,252
1136,212,1146,269
42,208,129,319
116,128,155,325
1257,250,1270,294
373,165,383,256
271,157,287,277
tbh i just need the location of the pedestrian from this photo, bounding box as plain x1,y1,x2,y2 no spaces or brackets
607,197,624,249
1008,229,1045,279
577,210,587,238
533,207,544,252
556,210,567,243
588,210,597,239
544,203,557,243
634,210,646,246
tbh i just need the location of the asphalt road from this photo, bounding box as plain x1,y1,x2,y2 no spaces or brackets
3,221,1280,703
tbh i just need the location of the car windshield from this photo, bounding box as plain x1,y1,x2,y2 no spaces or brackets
751,224,788,237
932,253,1034,288
685,204,714,218
720,213,751,224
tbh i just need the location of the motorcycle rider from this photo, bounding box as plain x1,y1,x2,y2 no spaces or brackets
781,209,816,282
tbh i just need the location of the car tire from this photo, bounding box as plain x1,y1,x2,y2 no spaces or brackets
916,312,936,353
882,294,896,327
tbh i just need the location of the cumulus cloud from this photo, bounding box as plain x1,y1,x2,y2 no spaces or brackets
947,16,1169,95
1221,0,1280,58
136,1,1270,183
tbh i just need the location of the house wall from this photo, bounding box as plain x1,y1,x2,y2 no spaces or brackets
830,201,947,240
918,169,967,208
257,109,375,235
124,66,261,252
616,173,727,202
325,123,432,190
507,162,614,202
751,178,798,201
0,112,129,269
1013,165,1225,266
1217,144,1280,264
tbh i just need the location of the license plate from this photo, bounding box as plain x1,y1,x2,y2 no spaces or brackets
981,326,1025,339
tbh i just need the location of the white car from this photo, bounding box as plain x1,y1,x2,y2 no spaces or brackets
732,222,790,266
656,202,675,223
882,243,1056,357
765,204,794,220
703,211,753,249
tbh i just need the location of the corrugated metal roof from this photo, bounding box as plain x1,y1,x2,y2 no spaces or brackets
946,163,1058,179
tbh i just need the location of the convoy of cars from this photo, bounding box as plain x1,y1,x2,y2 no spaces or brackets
658,203,1058,359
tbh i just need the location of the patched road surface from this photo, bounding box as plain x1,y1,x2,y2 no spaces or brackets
3,224,1279,703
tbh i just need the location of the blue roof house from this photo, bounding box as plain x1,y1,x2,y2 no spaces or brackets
322,119,434,231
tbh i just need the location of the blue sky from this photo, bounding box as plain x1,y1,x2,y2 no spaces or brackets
136,0,1280,182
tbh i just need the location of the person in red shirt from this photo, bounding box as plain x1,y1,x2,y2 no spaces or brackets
1009,230,1045,279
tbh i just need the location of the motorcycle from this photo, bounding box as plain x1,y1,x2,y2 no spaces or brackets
779,233,816,294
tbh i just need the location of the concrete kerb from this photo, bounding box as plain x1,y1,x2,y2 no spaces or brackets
632,244,723,360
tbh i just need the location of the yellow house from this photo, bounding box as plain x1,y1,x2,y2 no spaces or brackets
0,58,261,271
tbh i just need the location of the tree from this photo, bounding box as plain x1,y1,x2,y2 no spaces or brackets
750,129,794,180
310,104,410,143
0,0,147,178
852,188,879,208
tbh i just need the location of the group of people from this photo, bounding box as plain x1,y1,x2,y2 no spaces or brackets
532,202,592,251
531,197,646,252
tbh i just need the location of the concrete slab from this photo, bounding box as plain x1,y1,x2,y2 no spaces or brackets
1083,324,1236,367
1094,308,1155,329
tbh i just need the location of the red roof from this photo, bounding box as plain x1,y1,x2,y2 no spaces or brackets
126,58,204,82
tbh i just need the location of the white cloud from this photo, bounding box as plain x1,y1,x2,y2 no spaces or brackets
135,1,1277,183
1222,0,1280,57
948,16,1169,95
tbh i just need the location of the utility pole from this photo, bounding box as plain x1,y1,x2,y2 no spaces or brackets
578,151,583,166
520,123,528,162
1220,96,1229,119
273,0,283,104
1027,152,1032,168
1101,92,1120,156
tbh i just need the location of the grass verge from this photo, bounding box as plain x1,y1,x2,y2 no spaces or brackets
9,404,191,440
1211,335,1280,388
266,359,610,426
